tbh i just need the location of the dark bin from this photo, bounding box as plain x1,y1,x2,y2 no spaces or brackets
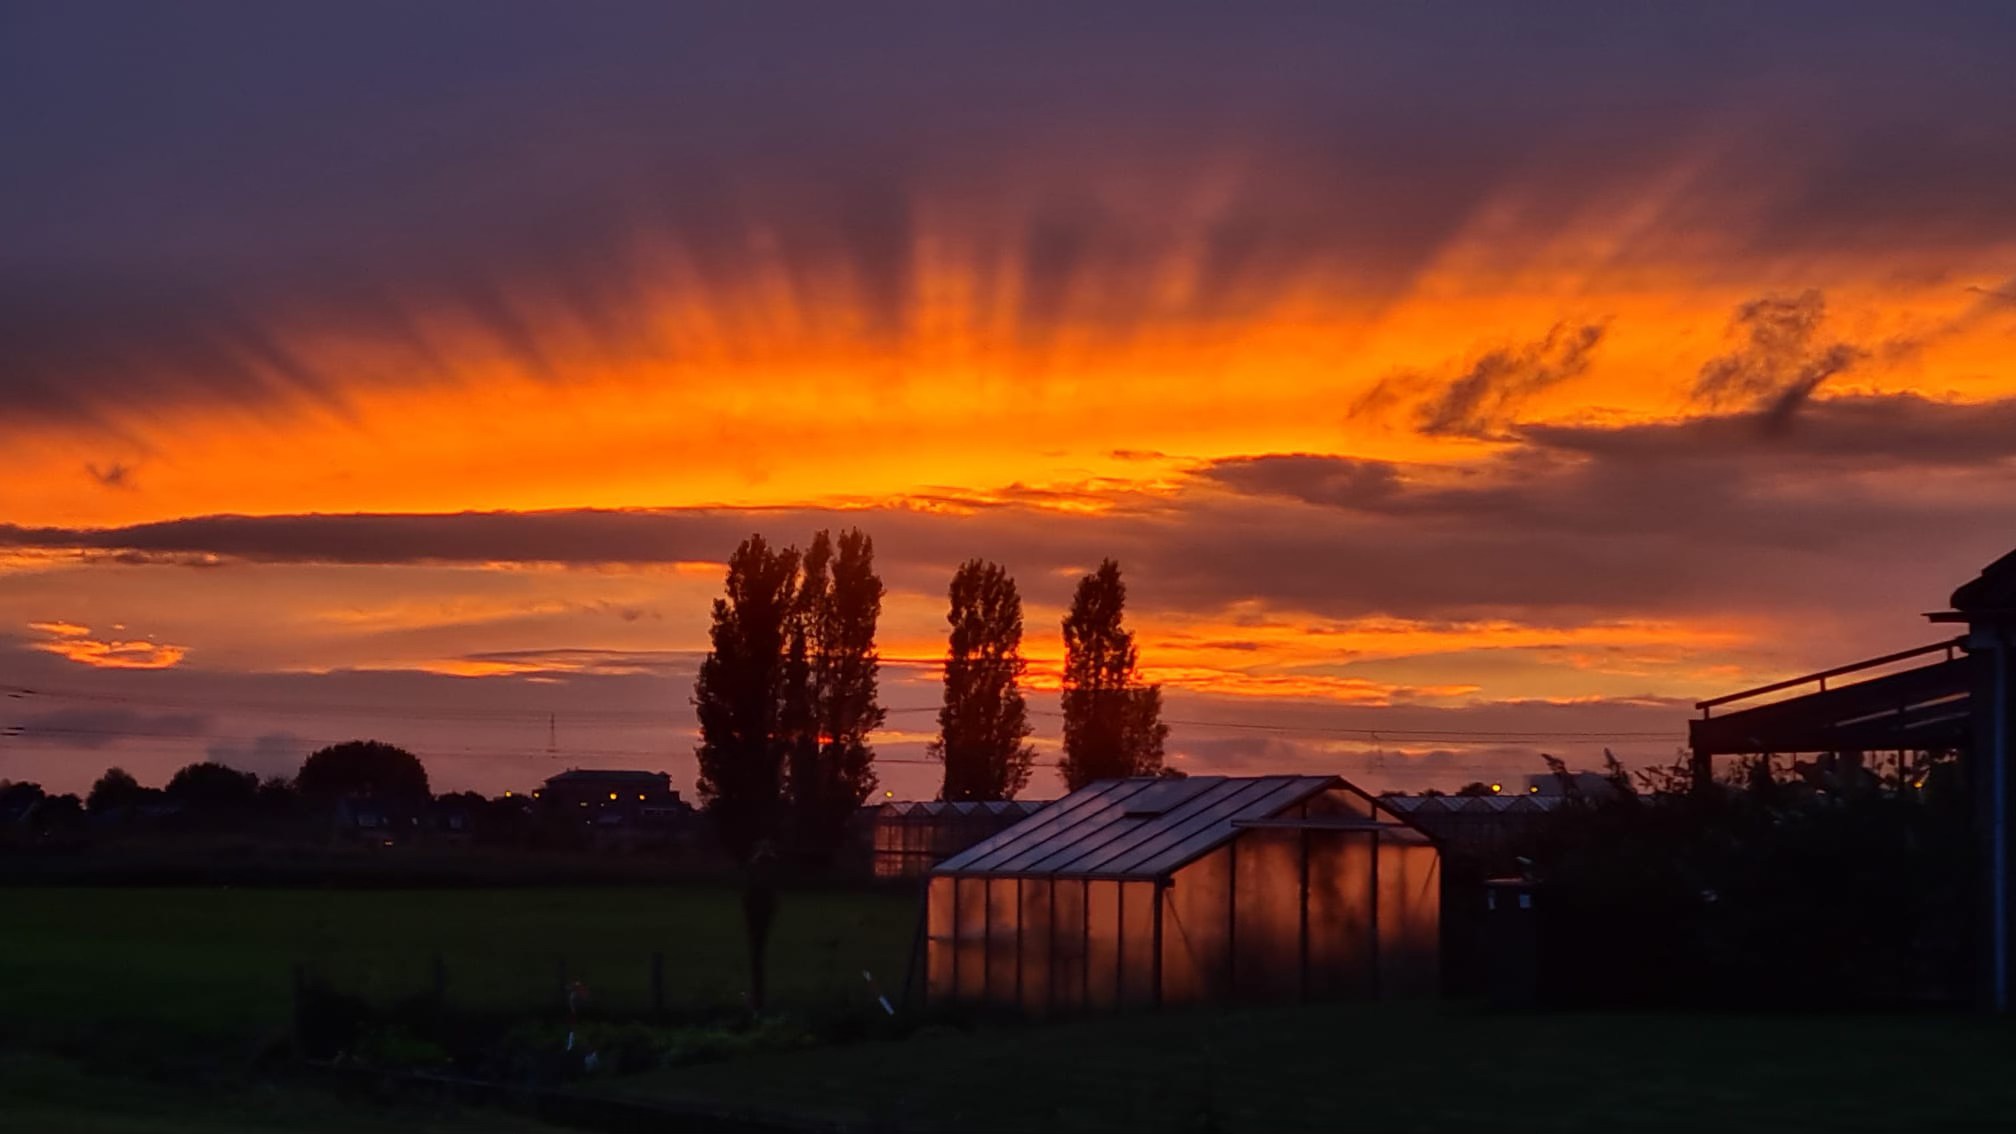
1483,877,1542,1009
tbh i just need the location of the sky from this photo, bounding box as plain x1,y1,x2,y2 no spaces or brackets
4,1,2016,800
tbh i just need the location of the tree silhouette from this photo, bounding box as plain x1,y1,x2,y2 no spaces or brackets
695,534,803,860
0,780,45,812
165,761,259,813
931,559,1036,800
1060,560,1167,789
255,775,297,814
36,793,84,833
87,767,148,813
784,528,886,861
295,740,431,808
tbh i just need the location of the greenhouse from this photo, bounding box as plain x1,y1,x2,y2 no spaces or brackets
925,774,1440,1013
873,799,1053,878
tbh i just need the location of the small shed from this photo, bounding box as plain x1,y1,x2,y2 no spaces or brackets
925,775,1439,1013
874,800,1053,878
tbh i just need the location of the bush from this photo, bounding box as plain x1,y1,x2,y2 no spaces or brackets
1517,752,1972,1009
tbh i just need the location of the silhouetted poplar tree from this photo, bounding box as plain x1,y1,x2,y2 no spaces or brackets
784,529,885,861
1060,559,1168,790
695,534,802,860
931,559,1036,800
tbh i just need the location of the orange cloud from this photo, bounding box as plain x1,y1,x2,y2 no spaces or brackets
27,621,187,670
6,169,2015,534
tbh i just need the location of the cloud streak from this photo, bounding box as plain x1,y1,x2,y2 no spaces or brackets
6,395,2015,632
1418,323,1609,437
1692,290,1865,427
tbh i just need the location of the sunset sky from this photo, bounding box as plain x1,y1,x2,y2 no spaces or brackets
5,2,2015,800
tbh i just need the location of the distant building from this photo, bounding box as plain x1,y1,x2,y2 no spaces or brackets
332,796,401,843
1382,793,1566,869
872,799,1051,878
539,769,688,838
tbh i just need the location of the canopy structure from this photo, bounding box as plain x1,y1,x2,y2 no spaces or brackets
1688,637,1973,775
925,775,1440,1013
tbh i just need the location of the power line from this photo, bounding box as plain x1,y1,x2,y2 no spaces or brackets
4,686,1680,745
0,683,949,723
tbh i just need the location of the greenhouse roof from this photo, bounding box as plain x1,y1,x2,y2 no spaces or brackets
933,774,1406,881
877,800,1053,819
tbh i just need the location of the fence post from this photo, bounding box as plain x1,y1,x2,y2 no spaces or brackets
291,961,307,1056
650,951,665,1017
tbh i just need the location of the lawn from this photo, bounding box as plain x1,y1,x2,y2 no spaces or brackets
0,884,918,1056
0,1052,566,1134
15,886,2016,1133
608,1001,2016,1133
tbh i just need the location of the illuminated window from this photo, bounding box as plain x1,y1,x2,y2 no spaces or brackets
609,792,618,800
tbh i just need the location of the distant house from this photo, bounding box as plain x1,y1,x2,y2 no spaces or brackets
926,774,1440,1013
539,769,689,842
333,796,405,844
428,795,478,846
873,799,1052,878
1382,793,1566,870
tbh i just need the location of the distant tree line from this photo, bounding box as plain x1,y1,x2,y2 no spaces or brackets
3,740,550,848
7,534,1178,868
693,528,1169,863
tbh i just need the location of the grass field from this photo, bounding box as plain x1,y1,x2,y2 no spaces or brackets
0,1052,565,1134
0,885,918,1056
610,1002,2016,1133
13,885,2016,1132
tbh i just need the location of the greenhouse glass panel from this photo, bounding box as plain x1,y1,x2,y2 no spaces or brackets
1119,881,1159,1007
1162,845,1232,1006
1051,878,1087,1013
1086,879,1121,1010
1377,839,1442,998
987,878,1020,1008
955,876,988,1002
926,875,956,1003
1306,831,1375,998
1019,878,1054,1016
1232,827,1303,1000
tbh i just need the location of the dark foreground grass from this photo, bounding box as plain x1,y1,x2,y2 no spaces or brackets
0,885,917,1056
609,1002,2016,1134
0,1052,563,1134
